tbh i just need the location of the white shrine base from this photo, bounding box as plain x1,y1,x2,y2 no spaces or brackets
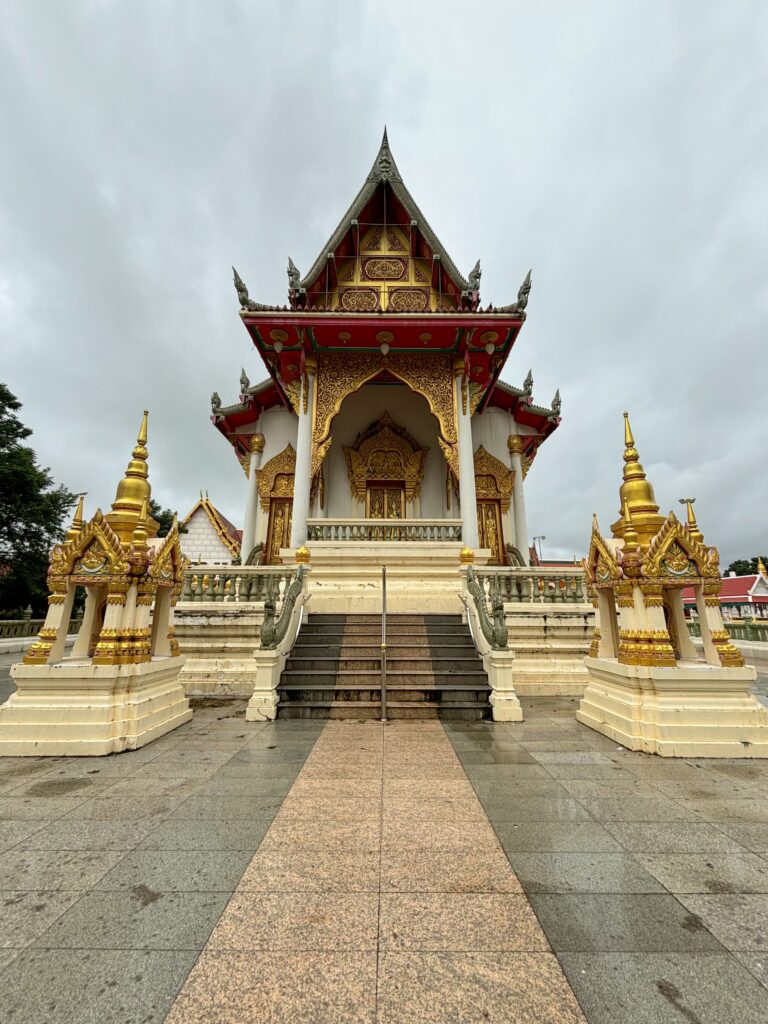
285,542,490,614
578,656,768,758
0,657,192,756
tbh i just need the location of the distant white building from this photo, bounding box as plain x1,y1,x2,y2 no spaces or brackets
180,494,241,565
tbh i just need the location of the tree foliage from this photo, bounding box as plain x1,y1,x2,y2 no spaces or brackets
726,556,768,577
0,384,74,615
149,499,187,538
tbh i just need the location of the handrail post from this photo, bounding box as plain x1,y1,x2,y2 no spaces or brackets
381,564,387,723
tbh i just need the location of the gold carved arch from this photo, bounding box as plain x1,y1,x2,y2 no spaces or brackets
49,510,130,581
473,446,514,513
641,512,720,581
585,518,621,587
342,412,428,504
311,352,458,480
257,444,296,512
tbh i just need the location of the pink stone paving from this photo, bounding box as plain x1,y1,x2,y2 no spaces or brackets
164,720,585,1023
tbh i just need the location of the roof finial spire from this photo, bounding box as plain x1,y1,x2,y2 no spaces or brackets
382,125,389,146
611,412,664,545
679,497,704,544
66,494,86,542
107,411,156,545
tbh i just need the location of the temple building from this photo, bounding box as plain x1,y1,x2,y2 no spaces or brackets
211,131,559,607
180,493,242,565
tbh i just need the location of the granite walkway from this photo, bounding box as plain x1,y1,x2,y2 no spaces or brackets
1,699,768,1022
165,718,584,1023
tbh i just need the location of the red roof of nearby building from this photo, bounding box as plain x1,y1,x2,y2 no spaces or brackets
683,574,768,605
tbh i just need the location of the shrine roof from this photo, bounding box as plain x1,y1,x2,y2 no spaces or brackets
299,129,470,293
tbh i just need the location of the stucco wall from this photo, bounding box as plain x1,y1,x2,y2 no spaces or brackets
180,508,235,564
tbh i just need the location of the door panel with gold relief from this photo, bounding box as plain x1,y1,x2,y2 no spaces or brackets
366,483,405,520
476,499,505,565
265,498,293,564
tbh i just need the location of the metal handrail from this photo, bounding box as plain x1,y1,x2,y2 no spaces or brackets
380,564,387,723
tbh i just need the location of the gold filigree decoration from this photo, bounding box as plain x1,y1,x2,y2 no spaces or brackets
363,257,406,280
389,289,428,312
257,444,296,512
386,229,406,252
282,378,302,415
340,288,379,311
49,510,130,580
342,412,428,504
661,541,696,577
473,446,514,513
585,517,621,585
362,226,382,251
311,352,458,479
149,523,186,586
641,512,719,579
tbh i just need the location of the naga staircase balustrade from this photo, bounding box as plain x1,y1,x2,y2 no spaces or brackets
465,567,508,651
260,565,307,651
476,566,588,604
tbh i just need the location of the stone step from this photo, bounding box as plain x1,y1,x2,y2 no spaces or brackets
277,700,488,721
285,656,484,673
289,643,477,658
307,614,462,625
280,670,489,686
299,626,469,639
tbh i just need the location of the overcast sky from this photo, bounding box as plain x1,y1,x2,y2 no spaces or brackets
1,1,766,564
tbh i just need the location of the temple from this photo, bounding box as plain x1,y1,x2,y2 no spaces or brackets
211,131,559,610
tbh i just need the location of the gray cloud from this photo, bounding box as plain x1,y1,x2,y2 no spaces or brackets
1,1,766,563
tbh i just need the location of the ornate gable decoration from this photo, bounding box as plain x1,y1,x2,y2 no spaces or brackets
641,512,720,581
149,522,186,586
257,444,296,512
342,412,428,504
50,510,130,582
585,516,621,586
473,446,514,513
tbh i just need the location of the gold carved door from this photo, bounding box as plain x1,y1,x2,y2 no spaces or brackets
477,499,505,565
265,498,293,564
367,483,405,520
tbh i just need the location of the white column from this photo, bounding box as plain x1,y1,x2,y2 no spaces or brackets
508,435,530,565
289,363,316,550
241,433,264,560
454,364,479,549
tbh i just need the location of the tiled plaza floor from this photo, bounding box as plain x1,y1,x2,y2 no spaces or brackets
0,697,766,1022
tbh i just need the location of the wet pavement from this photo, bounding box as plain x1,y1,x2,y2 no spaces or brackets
0,697,766,1022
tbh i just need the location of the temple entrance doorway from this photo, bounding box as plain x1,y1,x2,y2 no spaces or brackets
366,481,405,520
477,498,505,565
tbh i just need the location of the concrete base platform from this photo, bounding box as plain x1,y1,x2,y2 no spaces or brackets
0,657,192,756
578,655,768,757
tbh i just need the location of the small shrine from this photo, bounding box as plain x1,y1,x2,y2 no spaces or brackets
579,413,768,757
0,413,192,756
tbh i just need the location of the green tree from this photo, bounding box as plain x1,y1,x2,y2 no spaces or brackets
726,556,768,577
0,384,74,615
149,499,187,539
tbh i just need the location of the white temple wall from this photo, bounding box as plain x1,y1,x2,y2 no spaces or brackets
325,384,446,519
180,509,234,565
242,406,297,463
471,406,512,463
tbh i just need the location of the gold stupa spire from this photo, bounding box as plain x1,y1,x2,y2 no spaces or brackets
610,412,665,546
107,411,158,544
758,557,767,579
131,498,150,548
66,494,86,543
622,498,640,548
679,497,704,544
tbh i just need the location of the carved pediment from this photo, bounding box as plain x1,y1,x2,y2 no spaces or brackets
642,512,720,580
343,412,428,503
585,516,621,585
50,510,130,580
474,446,514,513
258,444,296,512
149,522,186,585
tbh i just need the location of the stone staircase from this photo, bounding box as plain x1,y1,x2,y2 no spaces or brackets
277,613,491,719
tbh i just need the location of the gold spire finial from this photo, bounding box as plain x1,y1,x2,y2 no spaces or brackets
758,557,767,578
622,498,640,548
66,494,86,542
107,411,158,545
678,497,704,544
132,498,149,547
611,412,664,546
